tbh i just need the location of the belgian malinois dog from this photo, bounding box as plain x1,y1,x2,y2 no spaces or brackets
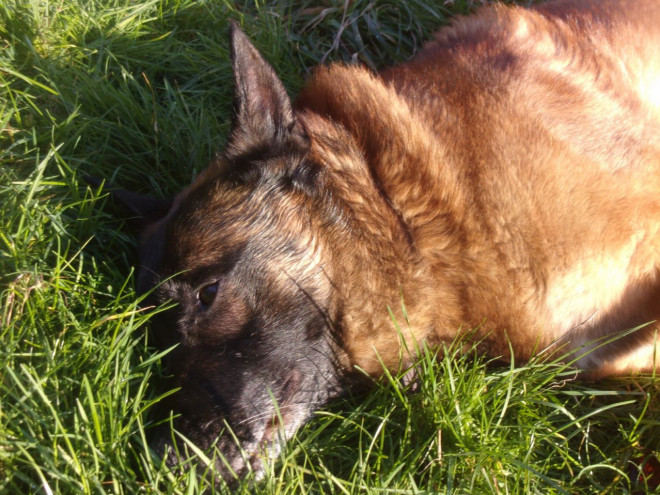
105,0,660,482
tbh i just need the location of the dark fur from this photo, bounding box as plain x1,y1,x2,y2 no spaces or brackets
104,0,660,482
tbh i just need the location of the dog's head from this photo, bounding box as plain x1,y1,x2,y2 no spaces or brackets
113,25,354,481
106,23,432,482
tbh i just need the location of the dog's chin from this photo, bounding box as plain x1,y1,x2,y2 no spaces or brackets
152,403,312,486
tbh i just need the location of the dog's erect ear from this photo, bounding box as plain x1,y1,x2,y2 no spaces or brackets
227,22,309,158
86,176,173,226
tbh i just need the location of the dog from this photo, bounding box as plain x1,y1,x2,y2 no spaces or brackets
104,0,660,482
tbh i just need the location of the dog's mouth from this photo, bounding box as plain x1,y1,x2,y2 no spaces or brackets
238,371,308,478
246,400,311,479
153,370,314,483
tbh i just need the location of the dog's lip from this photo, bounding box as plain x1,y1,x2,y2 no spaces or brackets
244,370,310,476
280,370,301,404
153,371,324,480
247,398,311,478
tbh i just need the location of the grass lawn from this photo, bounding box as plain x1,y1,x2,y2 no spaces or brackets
1,0,659,493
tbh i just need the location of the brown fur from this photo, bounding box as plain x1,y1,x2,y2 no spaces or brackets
111,0,660,481
295,0,660,377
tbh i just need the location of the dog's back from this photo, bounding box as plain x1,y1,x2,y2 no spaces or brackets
297,0,660,377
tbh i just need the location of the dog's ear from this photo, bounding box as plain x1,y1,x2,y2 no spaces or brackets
227,22,309,158
86,176,170,294
86,175,173,227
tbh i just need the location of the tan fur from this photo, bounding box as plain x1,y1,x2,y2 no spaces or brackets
130,1,660,478
292,0,660,376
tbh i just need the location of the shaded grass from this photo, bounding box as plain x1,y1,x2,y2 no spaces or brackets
1,0,659,493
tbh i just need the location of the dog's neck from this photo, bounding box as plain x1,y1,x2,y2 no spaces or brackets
296,101,465,374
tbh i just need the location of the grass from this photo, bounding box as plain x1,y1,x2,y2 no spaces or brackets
1,0,659,493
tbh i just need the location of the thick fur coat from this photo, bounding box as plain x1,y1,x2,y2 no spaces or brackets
110,0,660,481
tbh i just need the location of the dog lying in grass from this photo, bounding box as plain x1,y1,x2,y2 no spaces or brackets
103,0,660,482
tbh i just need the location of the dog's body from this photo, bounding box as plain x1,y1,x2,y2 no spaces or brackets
296,0,660,378
113,0,660,481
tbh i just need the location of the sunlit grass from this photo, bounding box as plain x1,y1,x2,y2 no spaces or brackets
1,0,659,493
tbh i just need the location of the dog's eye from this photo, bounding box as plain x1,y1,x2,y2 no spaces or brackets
197,282,219,308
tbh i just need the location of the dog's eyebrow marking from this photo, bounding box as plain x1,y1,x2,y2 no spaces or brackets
186,243,247,286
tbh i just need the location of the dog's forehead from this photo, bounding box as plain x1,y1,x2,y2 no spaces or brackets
164,189,256,269
162,172,322,274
